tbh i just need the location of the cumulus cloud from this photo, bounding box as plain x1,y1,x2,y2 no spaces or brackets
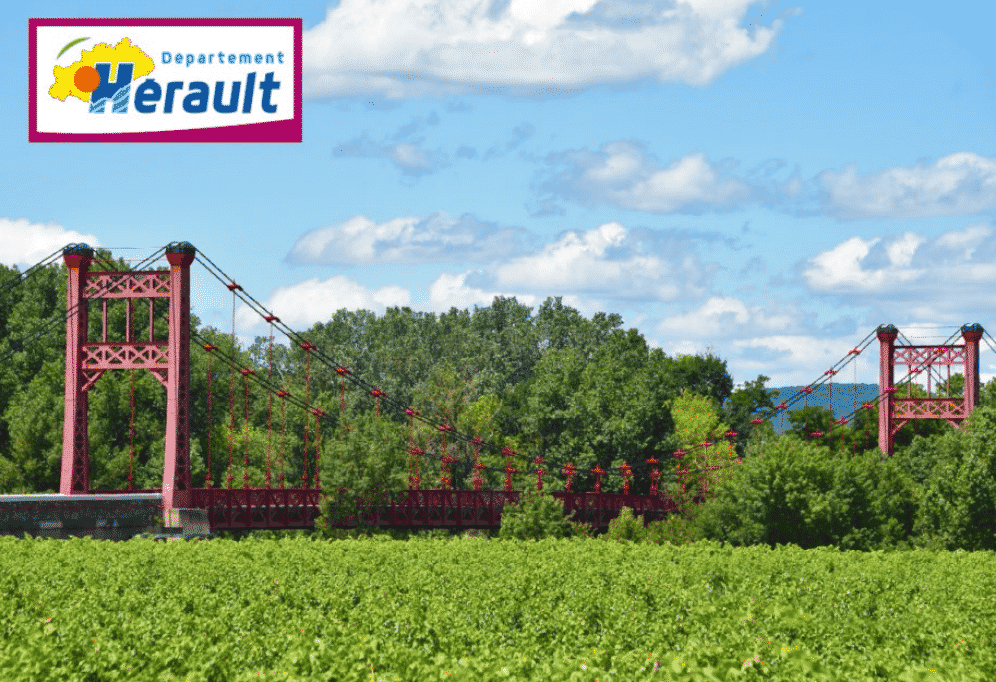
287,212,527,265
729,334,872,386
426,271,603,314
642,293,882,386
428,271,538,311
538,142,752,214
538,147,996,219
642,323,871,386
820,153,996,218
235,275,411,332
800,224,996,329
303,0,783,98
658,296,796,338
802,234,926,292
801,225,996,294
468,221,714,301
417,221,718,313
0,218,101,267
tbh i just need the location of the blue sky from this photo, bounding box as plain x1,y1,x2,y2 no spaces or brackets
4,0,996,388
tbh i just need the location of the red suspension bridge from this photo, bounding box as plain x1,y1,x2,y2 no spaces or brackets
2,242,993,534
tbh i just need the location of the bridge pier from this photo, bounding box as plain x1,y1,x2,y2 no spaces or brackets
878,323,984,456
59,242,196,510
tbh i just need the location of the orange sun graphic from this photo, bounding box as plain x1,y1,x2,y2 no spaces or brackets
73,65,100,93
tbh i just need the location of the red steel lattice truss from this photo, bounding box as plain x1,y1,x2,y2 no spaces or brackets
877,323,983,456
56,243,686,532
61,243,196,509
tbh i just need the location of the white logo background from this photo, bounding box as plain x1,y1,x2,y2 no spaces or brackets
34,24,296,134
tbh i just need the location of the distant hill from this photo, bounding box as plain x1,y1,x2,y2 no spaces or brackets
765,383,880,434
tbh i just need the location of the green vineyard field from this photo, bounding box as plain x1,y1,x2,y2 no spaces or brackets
1,535,994,681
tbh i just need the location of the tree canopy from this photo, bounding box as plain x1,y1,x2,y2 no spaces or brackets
0,267,746,497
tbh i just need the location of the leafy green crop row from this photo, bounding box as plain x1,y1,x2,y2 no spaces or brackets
1,535,994,681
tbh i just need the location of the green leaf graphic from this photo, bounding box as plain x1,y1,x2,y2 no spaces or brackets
57,37,89,59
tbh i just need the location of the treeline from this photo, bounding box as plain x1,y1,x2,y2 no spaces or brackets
0,254,776,497
4,256,994,553
603,383,996,553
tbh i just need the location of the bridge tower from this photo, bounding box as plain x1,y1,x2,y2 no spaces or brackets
877,323,983,456
60,242,195,510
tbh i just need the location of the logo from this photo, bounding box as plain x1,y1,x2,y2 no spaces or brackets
30,18,302,142
50,37,155,113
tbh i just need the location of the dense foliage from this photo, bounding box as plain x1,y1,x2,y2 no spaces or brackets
697,440,917,550
6,256,996,555
0,258,766,498
2,535,995,681
497,488,576,540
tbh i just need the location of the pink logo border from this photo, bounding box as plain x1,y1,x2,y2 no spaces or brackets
29,17,302,143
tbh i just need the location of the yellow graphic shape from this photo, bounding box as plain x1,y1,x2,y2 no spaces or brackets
49,38,154,103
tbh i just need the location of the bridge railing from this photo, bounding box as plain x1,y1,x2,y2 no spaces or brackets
190,487,321,530
88,487,678,531
328,489,678,529
554,491,677,526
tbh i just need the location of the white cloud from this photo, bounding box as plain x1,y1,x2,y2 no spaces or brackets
235,275,411,332
797,225,996,345
543,142,752,213
428,271,537,311
426,270,600,315
730,334,870,386
509,0,600,31
821,152,996,218
622,153,750,211
658,296,795,338
391,143,432,171
479,222,710,301
303,0,782,98
802,234,925,292
884,233,924,268
545,149,996,218
287,212,525,265
803,225,996,297
934,223,992,259
0,218,101,267
421,221,715,312
644,329,862,387
543,149,996,219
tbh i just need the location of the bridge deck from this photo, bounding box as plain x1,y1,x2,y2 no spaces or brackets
0,488,678,535
197,488,677,531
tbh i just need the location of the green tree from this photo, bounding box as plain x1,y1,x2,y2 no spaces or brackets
604,506,645,542
498,489,574,540
721,374,777,455
456,394,518,490
534,296,622,358
701,438,917,550
664,352,734,407
572,330,675,492
915,405,996,550
0,260,66,492
469,296,541,395
786,405,838,443
320,410,408,525
520,347,587,470
523,329,678,493
669,389,735,503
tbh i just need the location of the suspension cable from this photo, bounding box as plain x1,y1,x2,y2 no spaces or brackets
0,246,66,304
195,250,775,483
0,245,169,368
200,249,983,483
